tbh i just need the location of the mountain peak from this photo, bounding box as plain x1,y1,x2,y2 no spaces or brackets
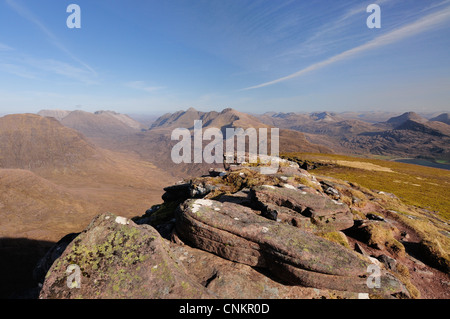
310,111,340,122
37,109,71,121
185,107,198,113
94,110,120,115
221,108,237,114
386,112,427,125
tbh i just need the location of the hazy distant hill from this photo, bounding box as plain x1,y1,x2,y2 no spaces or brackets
430,113,450,125
37,109,71,121
0,114,98,170
341,113,450,160
395,119,450,137
385,112,428,127
149,107,332,153
38,109,146,141
257,111,381,137
338,111,401,123
150,107,269,131
94,110,145,130
110,108,333,178
256,111,450,162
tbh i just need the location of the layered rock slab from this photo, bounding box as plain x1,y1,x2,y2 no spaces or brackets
175,199,406,296
39,212,214,299
169,242,362,299
250,185,354,231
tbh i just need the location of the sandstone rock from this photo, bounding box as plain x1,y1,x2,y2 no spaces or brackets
169,242,361,299
175,199,406,296
249,185,354,232
39,212,214,299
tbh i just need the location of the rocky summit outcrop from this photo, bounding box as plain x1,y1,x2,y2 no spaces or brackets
175,199,402,294
38,157,419,299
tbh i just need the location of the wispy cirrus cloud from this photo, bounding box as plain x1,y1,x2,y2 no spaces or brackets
125,81,166,93
31,58,99,84
268,0,393,65
0,43,14,51
243,3,450,91
0,63,37,79
0,54,98,84
5,0,97,77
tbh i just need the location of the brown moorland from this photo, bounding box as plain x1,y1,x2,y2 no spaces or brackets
0,114,175,242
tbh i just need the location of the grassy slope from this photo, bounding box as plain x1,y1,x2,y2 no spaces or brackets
281,152,450,220
282,152,450,274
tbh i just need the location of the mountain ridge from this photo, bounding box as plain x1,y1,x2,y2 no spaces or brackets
38,109,146,140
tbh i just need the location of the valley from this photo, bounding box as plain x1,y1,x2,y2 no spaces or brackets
0,113,174,242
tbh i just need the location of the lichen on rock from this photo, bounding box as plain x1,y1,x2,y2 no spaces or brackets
39,212,214,299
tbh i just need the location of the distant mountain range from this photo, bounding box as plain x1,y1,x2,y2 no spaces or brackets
36,108,450,169
256,111,450,162
113,108,333,177
37,109,146,141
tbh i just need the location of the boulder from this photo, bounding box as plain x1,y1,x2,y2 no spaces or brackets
249,185,354,232
39,212,214,299
175,199,406,296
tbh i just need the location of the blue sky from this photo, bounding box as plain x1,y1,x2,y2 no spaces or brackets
0,0,449,115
